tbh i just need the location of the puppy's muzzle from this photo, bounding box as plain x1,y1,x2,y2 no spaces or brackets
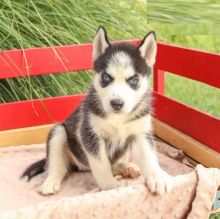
110,99,124,111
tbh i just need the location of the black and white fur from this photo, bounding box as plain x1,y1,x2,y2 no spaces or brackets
21,26,173,195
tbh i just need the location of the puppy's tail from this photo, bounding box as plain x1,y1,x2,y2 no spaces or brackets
20,158,46,182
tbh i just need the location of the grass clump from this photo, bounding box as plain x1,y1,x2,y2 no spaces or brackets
0,0,147,102
147,0,220,24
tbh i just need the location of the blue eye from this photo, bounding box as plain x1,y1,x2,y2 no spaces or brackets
127,75,139,88
129,78,138,86
101,72,113,87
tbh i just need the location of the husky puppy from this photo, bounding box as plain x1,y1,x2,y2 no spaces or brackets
21,26,173,196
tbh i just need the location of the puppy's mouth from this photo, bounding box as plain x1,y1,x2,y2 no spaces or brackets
111,108,131,114
113,109,122,113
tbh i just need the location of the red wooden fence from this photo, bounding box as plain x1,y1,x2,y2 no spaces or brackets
0,40,219,152
153,43,220,153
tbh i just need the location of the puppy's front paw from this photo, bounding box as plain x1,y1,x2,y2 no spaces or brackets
39,177,61,196
145,169,173,195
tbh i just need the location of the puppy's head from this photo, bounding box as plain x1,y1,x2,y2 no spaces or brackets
92,26,157,114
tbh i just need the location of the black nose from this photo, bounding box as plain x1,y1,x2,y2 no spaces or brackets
110,99,124,111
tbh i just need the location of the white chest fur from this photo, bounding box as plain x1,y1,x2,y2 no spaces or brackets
90,113,152,145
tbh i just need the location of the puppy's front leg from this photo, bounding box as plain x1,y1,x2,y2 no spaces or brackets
86,140,121,190
132,135,173,195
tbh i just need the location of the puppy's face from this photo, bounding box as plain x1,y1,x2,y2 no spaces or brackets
92,26,157,114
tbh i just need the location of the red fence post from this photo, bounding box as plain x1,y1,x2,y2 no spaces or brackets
153,68,165,95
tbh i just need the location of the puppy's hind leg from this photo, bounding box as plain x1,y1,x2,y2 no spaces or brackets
40,124,70,195
112,162,141,178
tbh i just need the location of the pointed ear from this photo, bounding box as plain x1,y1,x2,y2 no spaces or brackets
93,26,110,61
138,31,157,66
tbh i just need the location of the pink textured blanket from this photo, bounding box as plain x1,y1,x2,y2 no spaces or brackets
0,141,219,219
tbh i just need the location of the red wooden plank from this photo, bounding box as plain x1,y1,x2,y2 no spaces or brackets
0,95,85,131
1,41,219,87
0,40,140,79
155,43,220,89
153,68,165,94
153,92,220,153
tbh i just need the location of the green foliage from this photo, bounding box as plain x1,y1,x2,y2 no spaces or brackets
166,73,220,117
148,0,220,24
210,212,220,219
0,0,147,102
